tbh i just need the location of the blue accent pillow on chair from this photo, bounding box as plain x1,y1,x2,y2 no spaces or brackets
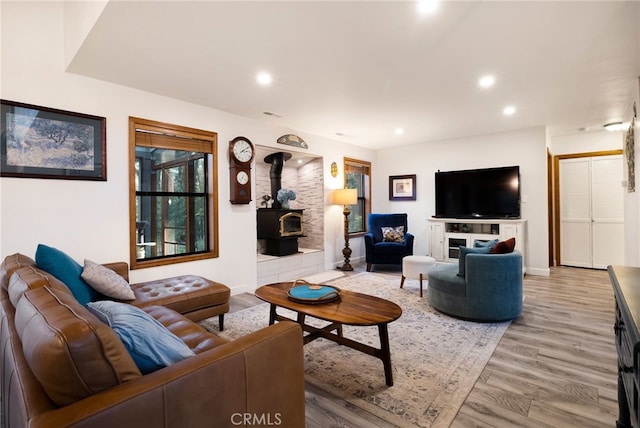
35,244,98,305
87,300,195,374
458,246,492,277
473,239,499,250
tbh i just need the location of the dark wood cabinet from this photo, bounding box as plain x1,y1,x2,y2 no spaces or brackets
609,265,640,428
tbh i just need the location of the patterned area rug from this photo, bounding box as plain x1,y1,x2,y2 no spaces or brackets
200,272,509,427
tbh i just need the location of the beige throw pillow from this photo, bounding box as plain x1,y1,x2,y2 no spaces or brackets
81,259,135,300
381,226,405,243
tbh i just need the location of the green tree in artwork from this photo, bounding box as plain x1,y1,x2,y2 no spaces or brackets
73,138,92,154
33,118,92,147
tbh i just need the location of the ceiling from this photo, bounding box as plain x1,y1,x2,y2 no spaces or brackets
68,1,640,151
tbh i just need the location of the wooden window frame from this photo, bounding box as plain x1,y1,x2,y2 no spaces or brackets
129,117,219,269
344,157,372,236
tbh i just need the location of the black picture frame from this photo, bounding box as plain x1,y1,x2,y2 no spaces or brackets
1,99,106,180
389,174,416,201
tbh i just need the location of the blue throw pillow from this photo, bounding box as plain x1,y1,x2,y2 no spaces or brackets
35,244,98,305
87,301,195,374
473,239,499,250
457,246,491,277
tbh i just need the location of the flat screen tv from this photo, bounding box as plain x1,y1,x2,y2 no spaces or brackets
434,166,520,219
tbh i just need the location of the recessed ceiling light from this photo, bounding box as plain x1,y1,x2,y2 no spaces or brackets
503,105,516,116
478,75,495,88
604,122,625,132
256,71,273,86
395,128,405,135
417,0,439,15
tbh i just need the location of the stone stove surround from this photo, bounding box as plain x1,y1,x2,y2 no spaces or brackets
255,150,324,254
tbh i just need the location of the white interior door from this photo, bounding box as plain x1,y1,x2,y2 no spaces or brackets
560,158,592,267
591,155,624,268
559,155,624,268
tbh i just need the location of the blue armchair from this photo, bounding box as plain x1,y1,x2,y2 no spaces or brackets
427,251,523,322
364,213,414,272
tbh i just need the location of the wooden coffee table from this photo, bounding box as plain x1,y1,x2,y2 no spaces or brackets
254,281,402,386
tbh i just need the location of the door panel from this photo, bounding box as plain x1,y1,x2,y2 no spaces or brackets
593,222,624,269
560,158,591,267
560,220,592,267
591,155,624,268
592,156,624,220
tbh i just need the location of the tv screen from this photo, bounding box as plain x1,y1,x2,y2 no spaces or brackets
435,166,520,219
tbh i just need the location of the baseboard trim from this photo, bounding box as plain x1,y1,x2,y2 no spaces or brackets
526,267,551,277
231,283,256,296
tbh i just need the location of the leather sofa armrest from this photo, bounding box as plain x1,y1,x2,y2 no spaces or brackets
28,321,305,428
101,262,130,282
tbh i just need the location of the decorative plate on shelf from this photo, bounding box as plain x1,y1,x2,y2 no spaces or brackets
287,279,340,304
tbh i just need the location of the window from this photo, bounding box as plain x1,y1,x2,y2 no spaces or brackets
129,117,218,269
344,157,371,234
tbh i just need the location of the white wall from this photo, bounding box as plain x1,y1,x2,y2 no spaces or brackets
549,130,623,156
0,2,375,294
374,127,550,275
622,77,640,266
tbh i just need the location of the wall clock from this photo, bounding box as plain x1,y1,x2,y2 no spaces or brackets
229,136,255,204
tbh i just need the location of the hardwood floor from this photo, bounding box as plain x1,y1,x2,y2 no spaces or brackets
454,266,617,427
232,265,618,427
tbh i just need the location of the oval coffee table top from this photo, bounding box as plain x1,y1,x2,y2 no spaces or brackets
255,281,402,326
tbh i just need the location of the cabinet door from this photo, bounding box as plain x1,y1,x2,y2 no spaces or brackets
500,224,519,251
430,222,444,260
446,234,470,261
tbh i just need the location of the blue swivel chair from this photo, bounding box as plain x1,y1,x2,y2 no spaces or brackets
428,251,523,322
364,213,414,272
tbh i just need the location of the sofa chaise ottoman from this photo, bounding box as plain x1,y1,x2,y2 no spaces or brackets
103,261,230,327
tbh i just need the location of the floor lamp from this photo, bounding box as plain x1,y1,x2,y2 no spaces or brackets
333,188,358,271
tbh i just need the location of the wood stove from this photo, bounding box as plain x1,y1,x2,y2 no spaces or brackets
257,208,304,256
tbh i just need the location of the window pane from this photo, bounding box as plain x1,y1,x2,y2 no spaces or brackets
135,145,209,261
346,171,365,233
136,194,208,260
344,158,371,235
194,158,205,193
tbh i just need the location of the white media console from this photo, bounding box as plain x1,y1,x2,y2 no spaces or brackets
428,218,526,265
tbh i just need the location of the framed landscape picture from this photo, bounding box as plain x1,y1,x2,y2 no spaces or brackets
389,174,416,200
1,100,106,180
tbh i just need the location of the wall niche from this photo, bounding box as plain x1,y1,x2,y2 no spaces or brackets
255,146,324,254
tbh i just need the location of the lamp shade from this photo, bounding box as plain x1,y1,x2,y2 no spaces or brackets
333,188,358,205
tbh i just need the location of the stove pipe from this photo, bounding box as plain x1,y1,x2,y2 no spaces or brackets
264,151,292,209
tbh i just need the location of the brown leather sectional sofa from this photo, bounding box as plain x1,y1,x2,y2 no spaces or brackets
0,253,305,428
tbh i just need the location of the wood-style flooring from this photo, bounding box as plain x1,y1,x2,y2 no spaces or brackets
230,264,618,427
